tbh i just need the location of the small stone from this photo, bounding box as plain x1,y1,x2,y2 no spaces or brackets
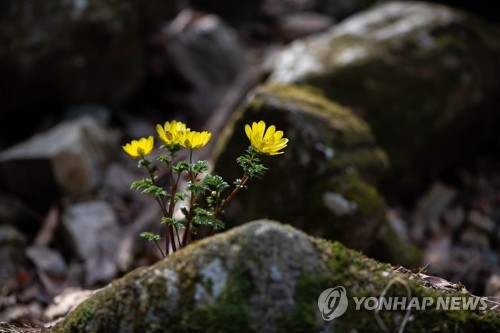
485,273,500,298
468,210,496,234
62,201,122,286
413,182,456,235
26,245,67,277
322,192,357,216
460,227,490,250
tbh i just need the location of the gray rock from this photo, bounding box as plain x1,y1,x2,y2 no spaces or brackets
467,210,496,234
62,201,122,286
51,220,500,332
269,1,500,195
0,225,26,288
146,9,248,121
485,273,500,298
459,227,490,250
0,117,115,206
412,182,457,238
26,245,68,277
211,83,388,251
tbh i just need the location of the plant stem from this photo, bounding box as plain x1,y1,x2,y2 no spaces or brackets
154,239,166,258
214,153,255,220
182,149,195,247
166,168,183,254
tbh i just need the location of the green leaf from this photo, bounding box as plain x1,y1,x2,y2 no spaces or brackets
210,219,225,230
247,162,267,180
161,217,184,228
194,207,212,216
192,160,209,174
161,144,181,153
187,182,207,194
138,158,150,168
173,161,190,173
157,155,172,164
204,174,229,192
131,179,153,191
139,232,160,241
174,192,188,202
143,185,167,197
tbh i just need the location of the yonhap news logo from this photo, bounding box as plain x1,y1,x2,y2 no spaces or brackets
317,286,349,320
317,281,490,322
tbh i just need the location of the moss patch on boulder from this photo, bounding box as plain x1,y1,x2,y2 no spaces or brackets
211,83,388,250
51,220,500,332
269,1,500,198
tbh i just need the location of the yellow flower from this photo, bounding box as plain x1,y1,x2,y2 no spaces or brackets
156,120,189,145
122,136,154,158
245,120,288,155
177,130,211,149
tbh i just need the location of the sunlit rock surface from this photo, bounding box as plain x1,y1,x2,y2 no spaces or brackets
269,1,500,196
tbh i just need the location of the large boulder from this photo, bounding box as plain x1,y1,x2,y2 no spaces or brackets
211,83,388,251
50,220,500,332
269,1,500,197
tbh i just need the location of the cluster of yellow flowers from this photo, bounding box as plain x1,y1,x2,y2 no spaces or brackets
123,120,211,157
123,120,288,158
121,119,288,256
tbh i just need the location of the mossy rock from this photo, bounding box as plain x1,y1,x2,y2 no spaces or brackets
269,1,500,198
51,220,500,333
211,83,388,250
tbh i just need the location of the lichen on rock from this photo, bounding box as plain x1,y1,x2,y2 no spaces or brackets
51,220,500,332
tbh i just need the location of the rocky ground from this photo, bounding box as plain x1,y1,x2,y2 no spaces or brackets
0,1,500,332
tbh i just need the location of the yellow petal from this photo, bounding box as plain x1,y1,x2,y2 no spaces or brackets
257,121,265,137
245,124,252,140
264,125,276,140
275,138,288,146
273,131,284,141
252,121,259,135
146,136,154,152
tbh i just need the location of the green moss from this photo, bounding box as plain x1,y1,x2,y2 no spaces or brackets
331,171,385,218
277,270,329,332
59,298,96,332
52,221,500,332
269,3,500,198
261,83,377,149
211,83,389,252
369,224,424,269
179,274,254,333
312,239,500,332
